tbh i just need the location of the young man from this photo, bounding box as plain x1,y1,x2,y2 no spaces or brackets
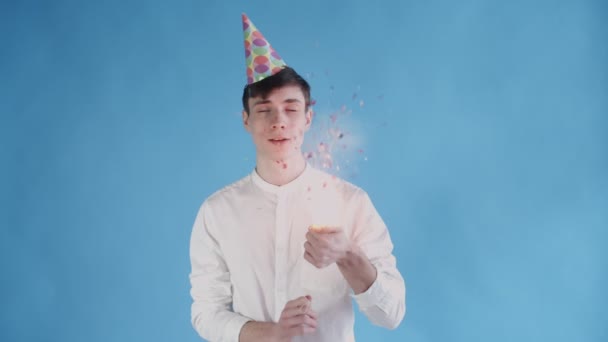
189,14,405,342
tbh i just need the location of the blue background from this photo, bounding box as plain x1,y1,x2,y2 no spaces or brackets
1,0,607,341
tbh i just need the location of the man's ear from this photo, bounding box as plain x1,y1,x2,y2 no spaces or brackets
242,110,251,132
304,109,313,131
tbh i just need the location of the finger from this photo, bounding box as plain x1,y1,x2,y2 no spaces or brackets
281,314,317,334
303,240,313,253
301,313,318,328
304,250,320,268
306,231,326,247
305,230,319,243
283,313,317,329
304,241,322,260
287,322,316,336
283,300,313,318
299,300,310,314
305,309,318,320
284,296,312,311
306,251,327,268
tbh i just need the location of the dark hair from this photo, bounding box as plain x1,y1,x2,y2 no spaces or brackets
242,66,311,114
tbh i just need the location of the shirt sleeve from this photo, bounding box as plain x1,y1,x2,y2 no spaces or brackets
350,190,406,330
189,201,252,341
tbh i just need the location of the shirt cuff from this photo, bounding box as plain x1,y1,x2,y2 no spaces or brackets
351,271,389,310
224,314,253,342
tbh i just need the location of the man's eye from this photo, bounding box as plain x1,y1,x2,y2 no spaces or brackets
286,108,298,112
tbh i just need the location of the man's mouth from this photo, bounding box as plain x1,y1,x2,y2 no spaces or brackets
269,137,290,145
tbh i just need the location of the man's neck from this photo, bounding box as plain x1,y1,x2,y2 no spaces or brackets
255,154,307,187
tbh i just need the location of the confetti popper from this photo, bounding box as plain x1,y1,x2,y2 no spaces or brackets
309,224,324,232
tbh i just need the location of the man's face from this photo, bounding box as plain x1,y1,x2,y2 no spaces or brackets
243,85,312,162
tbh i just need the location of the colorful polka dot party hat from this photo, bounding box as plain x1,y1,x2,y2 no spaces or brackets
242,13,287,84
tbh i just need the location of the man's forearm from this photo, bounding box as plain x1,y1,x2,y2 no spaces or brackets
336,244,377,294
239,321,279,342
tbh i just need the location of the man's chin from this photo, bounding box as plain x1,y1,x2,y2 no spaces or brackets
259,151,302,163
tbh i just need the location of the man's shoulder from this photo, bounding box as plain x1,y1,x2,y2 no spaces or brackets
202,173,253,207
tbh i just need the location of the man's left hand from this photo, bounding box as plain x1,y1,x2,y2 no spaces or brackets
303,226,351,269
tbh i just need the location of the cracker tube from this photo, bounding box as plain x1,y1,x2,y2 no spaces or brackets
309,224,325,232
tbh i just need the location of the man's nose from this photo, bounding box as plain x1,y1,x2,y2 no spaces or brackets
271,111,287,129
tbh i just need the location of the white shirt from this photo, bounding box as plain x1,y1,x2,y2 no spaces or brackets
189,165,406,342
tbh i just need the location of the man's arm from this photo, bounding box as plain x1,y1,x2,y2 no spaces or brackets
348,190,406,330
305,226,377,294
191,202,318,342
190,202,252,341
336,244,377,294
239,322,277,342
304,190,406,330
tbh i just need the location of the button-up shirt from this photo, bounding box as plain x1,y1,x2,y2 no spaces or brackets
189,165,405,341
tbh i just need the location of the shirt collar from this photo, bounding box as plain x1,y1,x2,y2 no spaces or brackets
251,163,312,195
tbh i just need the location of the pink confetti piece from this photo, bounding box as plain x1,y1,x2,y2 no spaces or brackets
298,76,370,180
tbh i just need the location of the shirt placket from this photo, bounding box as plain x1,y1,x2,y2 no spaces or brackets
274,190,288,320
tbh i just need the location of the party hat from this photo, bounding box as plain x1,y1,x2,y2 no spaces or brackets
242,13,287,84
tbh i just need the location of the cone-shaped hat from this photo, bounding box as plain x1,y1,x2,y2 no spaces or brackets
242,13,287,84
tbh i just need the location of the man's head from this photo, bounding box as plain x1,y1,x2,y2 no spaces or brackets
241,67,313,162
242,67,311,116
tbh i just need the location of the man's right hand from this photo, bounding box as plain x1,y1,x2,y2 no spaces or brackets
274,295,317,341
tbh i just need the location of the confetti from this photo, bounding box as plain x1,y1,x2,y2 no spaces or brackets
299,72,371,180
